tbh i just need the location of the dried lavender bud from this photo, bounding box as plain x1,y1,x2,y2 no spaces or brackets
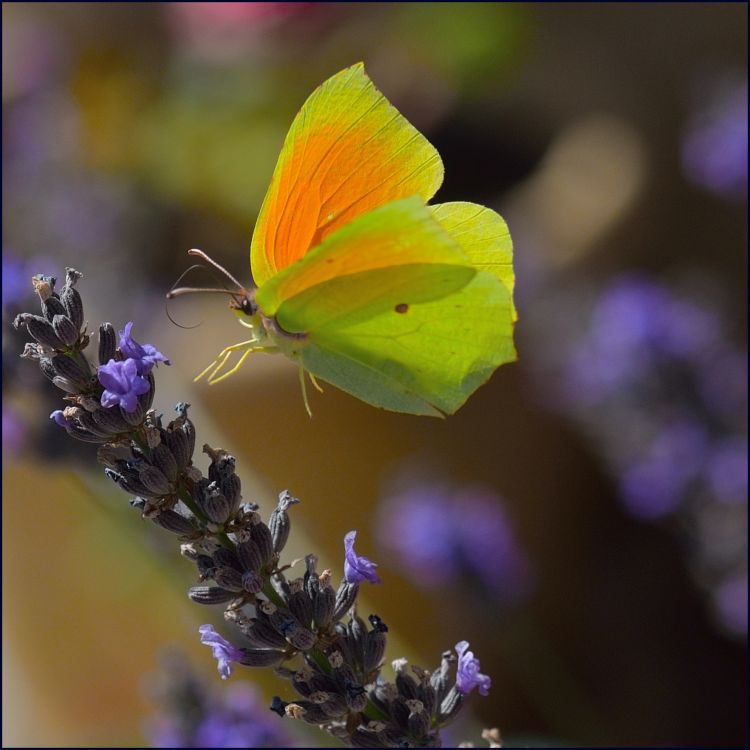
350,729,390,748
238,648,286,668
31,274,56,301
236,539,264,573
430,650,455,702
52,314,79,347
202,483,230,524
344,680,369,712
120,400,146,426
79,396,101,412
304,555,320,600
76,410,115,439
396,668,419,701
188,586,236,605
212,547,241,570
313,585,335,630
163,422,193,470
15,312,65,349
333,581,359,622
105,466,155,497
61,269,84,329
137,464,172,496
288,589,314,630
250,520,274,565
21,342,43,360
91,406,131,434
214,566,244,591
438,685,463,723
152,509,198,536
194,554,216,580
38,356,57,381
98,323,117,365
364,625,388,675
241,570,263,594
285,623,317,651
42,295,67,322
406,698,430,737
243,619,288,649
51,375,80,394
268,490,300,553
148,443,179,484
51,354,91,389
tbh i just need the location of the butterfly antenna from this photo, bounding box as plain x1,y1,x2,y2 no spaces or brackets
187,248,246,291
166,263,241,299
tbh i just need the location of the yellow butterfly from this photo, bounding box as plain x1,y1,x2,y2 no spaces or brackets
172,63,516,417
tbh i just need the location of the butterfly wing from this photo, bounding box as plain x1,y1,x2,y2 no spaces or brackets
430,201,516,321
256,199,514,417
250,63,444,286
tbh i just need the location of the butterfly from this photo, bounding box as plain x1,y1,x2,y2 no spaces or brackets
170,63,517,418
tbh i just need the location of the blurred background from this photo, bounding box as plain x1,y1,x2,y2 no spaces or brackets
2,2,747,746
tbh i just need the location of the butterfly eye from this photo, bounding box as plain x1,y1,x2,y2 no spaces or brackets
240,296,258,317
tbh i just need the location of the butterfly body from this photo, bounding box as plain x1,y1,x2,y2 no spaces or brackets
190,63,517,417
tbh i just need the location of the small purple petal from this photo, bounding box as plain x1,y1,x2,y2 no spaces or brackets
343,530,381,584
97,357,151,413
119,321,169,374
199,624,245,680
50,409,69,428
455,640,491,696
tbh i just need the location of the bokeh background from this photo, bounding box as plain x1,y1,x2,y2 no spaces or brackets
3,2,747,747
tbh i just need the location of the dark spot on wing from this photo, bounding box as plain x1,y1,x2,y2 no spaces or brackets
394,303,409,314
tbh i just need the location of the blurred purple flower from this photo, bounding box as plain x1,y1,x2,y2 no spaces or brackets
119,321,170,374
343,530,382,585
98,358,151,412
620,419,709,519
3,253,31,310
193,683,293,747
707,438,748,505
455,640,491,696
682,78,748,199
714,575,748,636
199,625,245,680
146,654,297,748
378,483,532,601
534,271,747,636
3,406,26,455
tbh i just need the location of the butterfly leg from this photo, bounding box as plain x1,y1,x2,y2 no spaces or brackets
308,372,325,394
207,343,279,385
194,339,256,383
299,365,313,419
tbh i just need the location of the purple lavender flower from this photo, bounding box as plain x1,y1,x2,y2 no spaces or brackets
682,77,748,199
50,409,70,428
119,321,170,375
98,358,151,412
455,640,491,696
343,530,382,585
199,624,245,680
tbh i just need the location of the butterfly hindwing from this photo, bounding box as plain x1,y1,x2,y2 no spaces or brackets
256,198,514,416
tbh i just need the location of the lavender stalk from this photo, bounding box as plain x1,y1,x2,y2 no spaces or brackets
14,268,493,748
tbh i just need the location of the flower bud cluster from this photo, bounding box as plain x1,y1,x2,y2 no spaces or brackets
15,268,491,748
